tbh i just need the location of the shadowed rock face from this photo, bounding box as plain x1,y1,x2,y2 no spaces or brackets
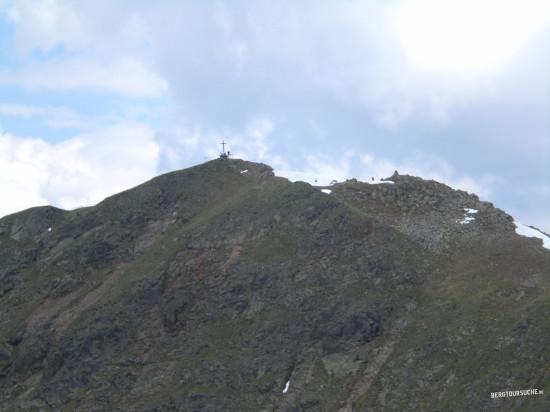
1,159,549,411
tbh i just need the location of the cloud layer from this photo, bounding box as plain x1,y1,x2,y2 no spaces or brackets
0,123,159,216
0,1,549,231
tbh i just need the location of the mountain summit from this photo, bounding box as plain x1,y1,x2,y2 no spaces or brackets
1,159,549,411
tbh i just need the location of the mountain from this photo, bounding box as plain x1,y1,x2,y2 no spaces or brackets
1,158,549,411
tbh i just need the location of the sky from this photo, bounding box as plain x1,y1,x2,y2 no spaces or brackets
0,0,549,231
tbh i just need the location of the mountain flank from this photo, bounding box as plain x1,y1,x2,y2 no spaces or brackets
1,158,549,411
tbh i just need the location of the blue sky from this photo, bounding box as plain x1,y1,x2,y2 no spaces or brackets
1,0,549,231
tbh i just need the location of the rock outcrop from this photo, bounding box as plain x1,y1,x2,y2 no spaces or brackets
1,159,549,411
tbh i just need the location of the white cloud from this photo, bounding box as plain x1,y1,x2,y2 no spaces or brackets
6,0,87,55
0,123,159,217
154,117,497,199
244,118,273,161
275,154,353,186
154,127,205,172
272,150,495,200
395,0,550,73
0,56,167,97
361,152,496,198
0,1,547,232
4,1,549,126
155,117,277,169
0,103,87,129
0,132,50,214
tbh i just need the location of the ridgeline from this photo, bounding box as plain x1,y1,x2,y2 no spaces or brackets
1,159,549,411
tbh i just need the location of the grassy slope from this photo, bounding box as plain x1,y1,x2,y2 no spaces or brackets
0,159,549,411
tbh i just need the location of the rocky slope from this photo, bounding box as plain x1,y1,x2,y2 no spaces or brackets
0,158,549,411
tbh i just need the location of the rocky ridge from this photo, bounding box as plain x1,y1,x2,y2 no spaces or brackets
0,159,549,411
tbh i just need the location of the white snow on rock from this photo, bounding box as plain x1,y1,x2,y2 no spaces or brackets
458,216,475,224
48,227,52,232
240,169,249,174
369,180,394,185
457,207,478,224
321,189,332,194
514,221,550,250
282,380,290,394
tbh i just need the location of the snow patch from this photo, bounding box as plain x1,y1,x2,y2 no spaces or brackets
47,227,52,232
458,216,475,224
369,180,394,185
282,380,290,394
514,221,550,250
321,189,332,194
457,207,478,224
240,169,248,174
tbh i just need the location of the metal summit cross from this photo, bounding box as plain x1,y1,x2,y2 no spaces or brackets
219,140,229,159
